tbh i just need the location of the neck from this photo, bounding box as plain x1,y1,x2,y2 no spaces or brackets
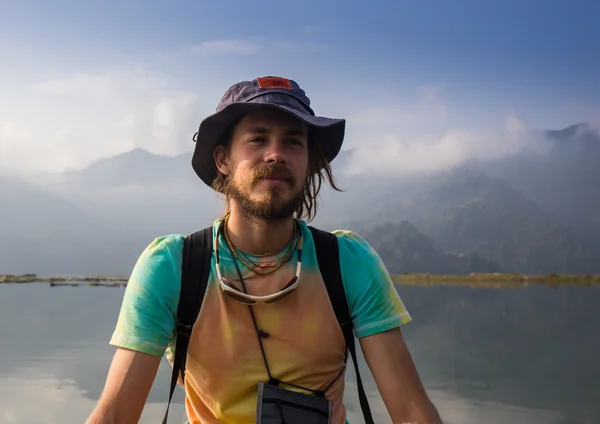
224,204,296,255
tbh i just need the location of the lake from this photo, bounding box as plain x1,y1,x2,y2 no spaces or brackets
1,282,598,424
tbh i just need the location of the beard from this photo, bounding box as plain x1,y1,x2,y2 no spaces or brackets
224,164,305,221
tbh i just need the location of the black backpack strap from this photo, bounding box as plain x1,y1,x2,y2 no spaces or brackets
308,226,374,424
162,227,213,424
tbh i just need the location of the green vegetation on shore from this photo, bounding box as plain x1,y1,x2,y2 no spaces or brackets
391,272,600,288
2,273,600,288
0,274,128,286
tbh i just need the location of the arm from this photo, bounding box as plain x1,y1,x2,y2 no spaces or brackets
86,348,162,424
360,328,442,424
86,234,185,423
333,230,442,423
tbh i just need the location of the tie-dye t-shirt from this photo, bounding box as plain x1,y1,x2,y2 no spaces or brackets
109,218,412,424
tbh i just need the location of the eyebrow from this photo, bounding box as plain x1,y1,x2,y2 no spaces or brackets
245,126,307,137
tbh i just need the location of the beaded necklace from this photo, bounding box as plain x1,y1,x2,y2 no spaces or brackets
222,215,298,276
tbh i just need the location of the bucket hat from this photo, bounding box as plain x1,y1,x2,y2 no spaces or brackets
191,76,346,189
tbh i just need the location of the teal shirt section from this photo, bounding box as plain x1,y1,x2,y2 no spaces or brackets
110,220,412,357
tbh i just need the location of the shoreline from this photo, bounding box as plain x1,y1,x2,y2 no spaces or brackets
2,273,600,288
391,272,600,288
0,274,129,287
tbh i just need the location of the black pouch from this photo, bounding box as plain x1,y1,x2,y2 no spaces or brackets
256,382,332,424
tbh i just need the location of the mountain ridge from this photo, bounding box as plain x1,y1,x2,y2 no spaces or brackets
1,121,598,275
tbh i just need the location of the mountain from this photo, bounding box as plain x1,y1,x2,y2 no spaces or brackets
483,122,600,241
334,123,600,275
360,221,502,274
1,151,225,275
395,170,600,274
29,149,224,241
0,173,144,275
63,148,195,187
2,121,599,276
339,167,600,275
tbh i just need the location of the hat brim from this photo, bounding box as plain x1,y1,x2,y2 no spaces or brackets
191,102,345,189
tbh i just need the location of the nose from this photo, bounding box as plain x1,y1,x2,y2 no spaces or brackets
264,140,287,165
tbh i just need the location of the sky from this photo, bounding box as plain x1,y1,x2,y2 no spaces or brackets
1,0,599,174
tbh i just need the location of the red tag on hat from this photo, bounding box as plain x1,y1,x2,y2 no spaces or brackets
257,77,292,90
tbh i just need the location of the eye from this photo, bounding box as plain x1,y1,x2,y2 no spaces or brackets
248,137,265,144
288,138,305,146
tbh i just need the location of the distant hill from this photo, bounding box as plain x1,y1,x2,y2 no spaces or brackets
360,221,502,275
397,171,600,275
337,123,600,275
484,122,600,242
28,149,224,242
0,174,144,275
2,122,599,276
63,148,195,187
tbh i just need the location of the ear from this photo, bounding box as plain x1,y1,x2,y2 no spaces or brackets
214,145,231,176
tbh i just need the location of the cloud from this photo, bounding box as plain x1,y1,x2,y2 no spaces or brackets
585,115,600,137
351,85,447,126
183,38,328,56
0,67,202,172
0,120,33,142
192,39,260,54
32,73,116,101
343,110,550,176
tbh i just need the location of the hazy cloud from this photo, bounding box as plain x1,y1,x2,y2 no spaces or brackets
0,58,559,178
351,85,447,126
32,73,116,101
185,38,328,56
192,39,260,54
343,111,550,176
587,116,600,137
0,121,33,142
0,67,201,172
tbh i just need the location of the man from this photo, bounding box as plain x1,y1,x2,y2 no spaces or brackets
87,77,442,424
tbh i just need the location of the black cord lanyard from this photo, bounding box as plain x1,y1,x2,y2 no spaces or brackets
219,221,339,397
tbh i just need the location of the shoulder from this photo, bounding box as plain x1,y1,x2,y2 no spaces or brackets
330,228,390,293
140,233,185,258
127,233,187,302
331,229,383,269
303,224,387,294
330,228,412,337
300,224,381,272
135,219,222,281
130,234,186,281
331,229,372,252
125,233,189,323
109,233,186,357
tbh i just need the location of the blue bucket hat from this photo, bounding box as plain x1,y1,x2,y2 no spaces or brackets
191,76,346,189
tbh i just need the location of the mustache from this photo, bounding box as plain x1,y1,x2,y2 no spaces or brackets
251,165,294,182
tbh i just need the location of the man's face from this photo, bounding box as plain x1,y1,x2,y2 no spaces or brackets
214,108,310,221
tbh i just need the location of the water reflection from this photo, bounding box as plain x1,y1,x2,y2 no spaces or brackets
396,285,600,424
0,283,597,423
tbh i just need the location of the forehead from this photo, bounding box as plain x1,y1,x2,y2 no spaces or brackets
234,108,307,135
